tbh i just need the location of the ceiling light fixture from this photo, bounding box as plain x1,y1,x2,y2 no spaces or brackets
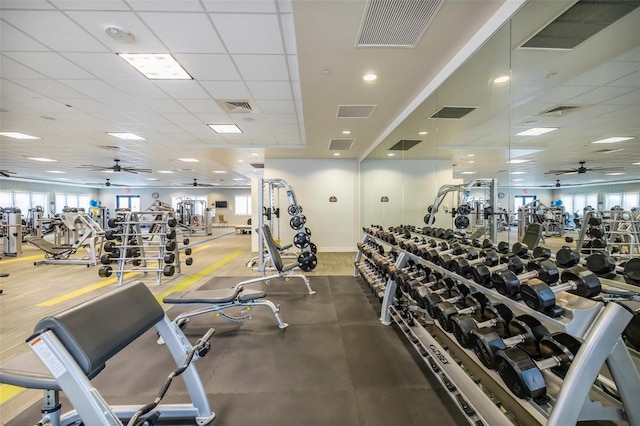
603,148,625,154
460,171,477,174
0,132,41,139
157,170,174,174
46,170,66,174
208,124,243,134
106,132,145,140
633,162,640,165
117,53,192,80
506,159,529,164
493,75,510,83
418,131,428,135
606,172,627,176
591,136,635,144
363,73,377,82
510,171,527,175
178,158,199,162
213,171,227,174
512,178,525,182
28,157,56,162
467,154,475,157
387,153,394,157
516,127,559,136
145,178,160,181
334,153,340,156
342,130,351,135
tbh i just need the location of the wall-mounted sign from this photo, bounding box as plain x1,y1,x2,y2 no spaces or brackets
380,196,389,202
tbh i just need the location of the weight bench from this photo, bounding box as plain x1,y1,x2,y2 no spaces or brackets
262,224,315,294
521,222,543,249
163,279,289,330
27,236,99,266
0,281,215,426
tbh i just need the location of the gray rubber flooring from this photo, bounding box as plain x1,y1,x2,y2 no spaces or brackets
7,276,465,425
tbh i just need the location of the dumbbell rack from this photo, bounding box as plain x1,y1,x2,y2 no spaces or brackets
579,210,640,259
103,211,184,286
355,227,640,425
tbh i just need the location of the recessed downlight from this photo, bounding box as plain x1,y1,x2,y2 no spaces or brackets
460,171,477,175
179,158,199,162
333,153,340,156
46,170,66,173
606,172,626,176
157,170,174,174
506,159,529,164
493,75,510,84
28,157,56,162
342,130,351,135
418,131,428,135
510,171,527,175
516,127,559,136
363,73,377,82
0,132,41,139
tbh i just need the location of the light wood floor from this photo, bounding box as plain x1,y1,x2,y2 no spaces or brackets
0,228,357,423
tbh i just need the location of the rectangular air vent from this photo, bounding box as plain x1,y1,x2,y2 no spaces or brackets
356,0,445,47
337,105,376,118
521,0,640,50
329,138,355,150
98,145,124,151
430,106,476,119
389,139,422,151
216,99,260,114
250,163,264,169
539,105,587,116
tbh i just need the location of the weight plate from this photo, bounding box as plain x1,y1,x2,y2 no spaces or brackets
454,215,470,229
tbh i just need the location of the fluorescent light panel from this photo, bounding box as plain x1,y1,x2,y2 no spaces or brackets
591,136,634,144
516,127,559,136
506,159,529,164
0,132,41,140
118,53,192,80
28,157,56,162
208,124,242,134
46,170,66,173
107,132,145,140
157,170,174,174
606,172,626,176
460,171,477,174
179,158,199,162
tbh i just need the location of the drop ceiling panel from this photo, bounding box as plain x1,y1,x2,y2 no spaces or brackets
608,70,640,87
4,52,95,79
163,113,203,125
287,55,300,82
533,85,597,104
0,23,48,51
107,80,170,99
246,81,292,100
126,1,203,12
1,11,108,52
57,98,113,113
567,60,640,86
177,99,226,114
176,54,242,80
210,14,284,54
62,53,144,80
152,80,212,99
264,114,298,125
15,79,83,98
139,13,226,53
0,56,47,79
57,79,127,99
569,86,633,104
256,100,296,114
203,0,277,13
233,55,289,81
0,1,53,9
142,99,189,114
201,81,251,99
98,98,147,112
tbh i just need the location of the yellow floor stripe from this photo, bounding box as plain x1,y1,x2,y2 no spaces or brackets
0,254,44,265
156,249,243,303
37,272,138,307
0,383,25,403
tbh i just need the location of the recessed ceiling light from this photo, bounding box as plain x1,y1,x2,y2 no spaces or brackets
468,160,475,164
591,136,635,144
157,170,174,174
512,178,525,182
387,153,394,157
467,154,475,157
602,148,625,154
506,159,529,164
0,132,41,140
633,162,640,165
418,131,428,135
117,53,192,80
107,132,145,141
46,170,66,174
342,130,351,135
145,178,160,181
213,170,227,174
232,178,243,181
461,171,477,174
516,127,559,136
179,158,199,162
28,157,56,162
606,172,627,176
208,124,242,134
493,75,510,83
510,171,527,175
238,159,244,163
334,152,340,156
363,73,377,82
102,170,114,173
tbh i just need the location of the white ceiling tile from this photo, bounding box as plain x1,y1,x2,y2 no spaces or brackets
15,79,84,99
176,53,241,80
534,85,596,105
233,54,288,81
122,112,172,126
1,23,49,51
194,113,231,123
292,82,301,100
246,81,292,100
163,113,203,125
177,99,226,114
140,99,188,113
280,12,296,54
49,1,129,10
58,79,128,99
139,13,225,53
203,0,277,13
1,79,44,98
567,60,640,87
569,86,633,105
608,70,640,87
62,53,145,80
201,81,251,99
58,98,117,113
264,114,297,125
0,11,108,52
210,14,284,54
125,1,204,12
277,0,293,14
180,123,224,139
153,80,212,99
106,80,170,99
0,1,54,9
287,55,300,81
98,98,148,113
256,100,295,113
66,11,166,53
605,88,640,106
0,55,47,79
4,52,95,79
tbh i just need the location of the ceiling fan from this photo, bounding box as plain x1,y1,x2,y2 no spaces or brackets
540,179,562,188
185,178,215,187
78,159,151,174
545,161,620,176
0,169,16,177
85,178,128,187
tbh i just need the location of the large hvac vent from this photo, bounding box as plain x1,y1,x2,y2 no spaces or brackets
329,138,355,150
389,139,422,151
430,106,476,119
337,105,376,118
356,0,445,47
216,99,260,114
539,105,588,116
250,163,264,169
521,0,640,50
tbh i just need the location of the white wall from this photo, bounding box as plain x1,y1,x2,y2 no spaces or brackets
261,159,359,252
360,159,460,230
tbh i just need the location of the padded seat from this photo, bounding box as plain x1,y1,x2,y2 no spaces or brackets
26,236,73,256
164,288,265,304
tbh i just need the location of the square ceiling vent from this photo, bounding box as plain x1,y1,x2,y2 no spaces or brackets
430,106,476,119
329,138,355,150
216,99,260,114
389,139,422,151
250,163,264,169
337,105,376,118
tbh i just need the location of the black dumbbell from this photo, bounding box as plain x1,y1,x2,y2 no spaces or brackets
469,315,549,369
451,303,514,348
451,249,499,278
471,254,524,287
585,251,616,276
518,266,601,316
426,243,463,263
511,242,551,260
556,246,581,268
495,332,581,400
422,281,469,317
439,248,478,270
432,292,492,332
491,259,559,299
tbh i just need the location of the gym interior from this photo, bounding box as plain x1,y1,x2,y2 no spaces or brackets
1,1,639,425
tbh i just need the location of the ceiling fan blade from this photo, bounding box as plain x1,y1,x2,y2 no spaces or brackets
544,169,575,175
122,167,152,173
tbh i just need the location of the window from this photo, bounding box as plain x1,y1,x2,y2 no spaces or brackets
235,195,251,216
116,195,141,211
623,192,639,211
0,191,49,213
605,193,622,210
